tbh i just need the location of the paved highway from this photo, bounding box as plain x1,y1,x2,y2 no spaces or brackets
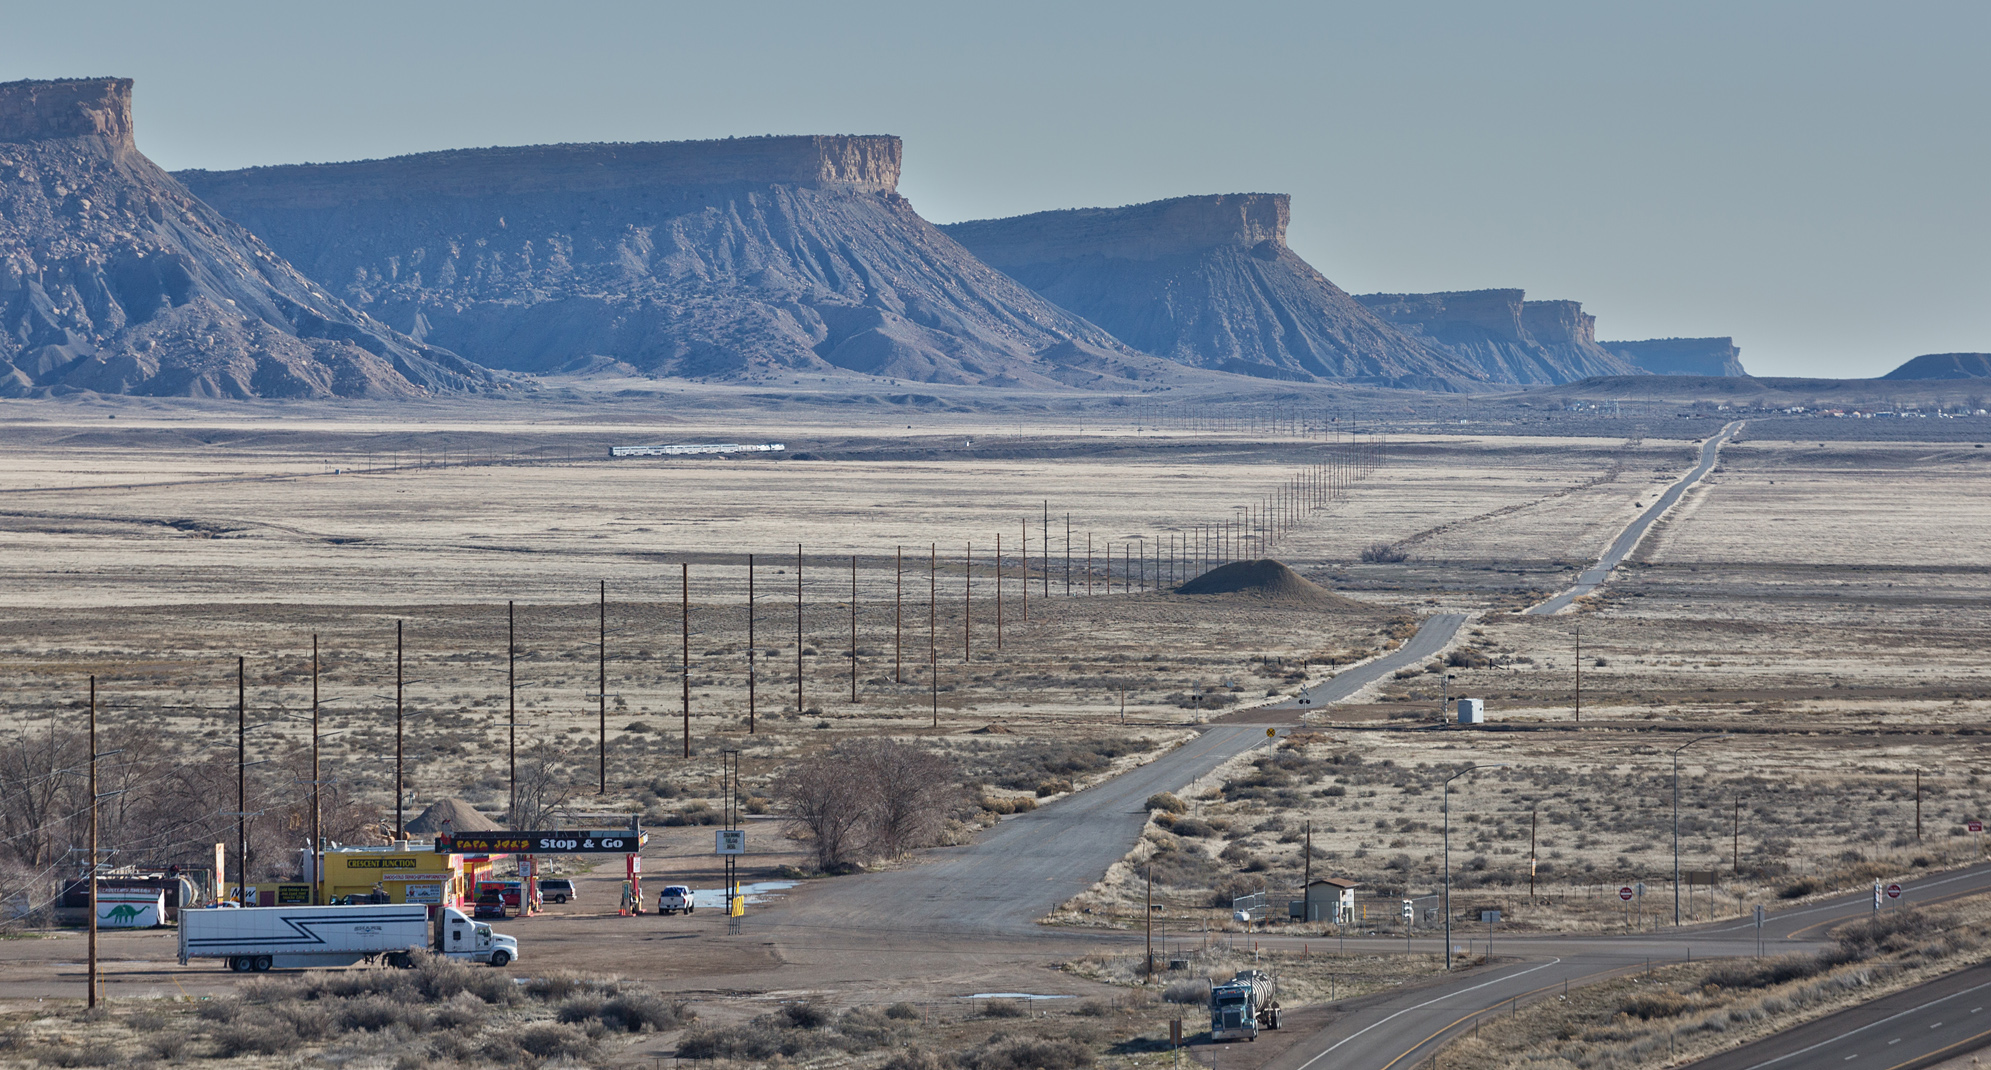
1252,852,1991,1069
1527,419,1743,615
770,613,1471,940
1680,960,1991,1070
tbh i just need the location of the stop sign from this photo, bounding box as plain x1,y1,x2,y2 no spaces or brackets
1619,886,1634,902
1886,883,1903,900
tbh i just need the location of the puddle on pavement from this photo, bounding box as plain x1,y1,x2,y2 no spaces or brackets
689,881,797,908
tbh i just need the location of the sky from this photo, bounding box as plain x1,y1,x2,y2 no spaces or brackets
5,0,1985,377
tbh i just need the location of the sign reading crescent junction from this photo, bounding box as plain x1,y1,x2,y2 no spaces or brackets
435,830,647,855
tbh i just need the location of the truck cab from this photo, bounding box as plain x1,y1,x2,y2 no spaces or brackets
1210,969,1280,1041
438,906,518,967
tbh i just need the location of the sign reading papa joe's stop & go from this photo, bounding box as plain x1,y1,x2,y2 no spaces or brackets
435,830,647,854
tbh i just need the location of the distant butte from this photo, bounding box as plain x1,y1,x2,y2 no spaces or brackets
0,77,496,399
179,137,1170,389
1352,289,1643,385
943,195,1488,389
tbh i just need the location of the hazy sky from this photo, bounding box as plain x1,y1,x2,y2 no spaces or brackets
6,1,1985,377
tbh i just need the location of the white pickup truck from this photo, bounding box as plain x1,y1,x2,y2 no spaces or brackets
656,885,695,915
179,904,519,972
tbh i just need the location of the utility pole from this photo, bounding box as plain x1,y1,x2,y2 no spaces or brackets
682,563,691,759
402,621,410,836
849,555,858,703
237,656,246,906
1145,865,1155,981
1065,514,1071,595
963,541,971,662
1444,764,1507,969
1021,522,1028,623
1673,734,1726,926
894,547,901,684
1574,625,1581,724
788,545,796,713
1303,820,1312,916
930,543,938,730
87,675,97,1008
1916,771,1923,841
598,581,606,793
748,556,757,733
1043,501,1049,600
995,533,1002,649
1733,797,1741,872
311,637,320,901
1528,809,1538,899
508,602,516,824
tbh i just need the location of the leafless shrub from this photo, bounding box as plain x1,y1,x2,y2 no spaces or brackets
1163,979,1208,1004
980,998,1026,1018
1360,542,1408,564
960,1037,1094,1070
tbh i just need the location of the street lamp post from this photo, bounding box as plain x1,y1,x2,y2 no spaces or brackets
1444,763,1509,970
1673,734,1729,927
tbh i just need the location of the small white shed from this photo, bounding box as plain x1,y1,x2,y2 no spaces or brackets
1457,698,1485,725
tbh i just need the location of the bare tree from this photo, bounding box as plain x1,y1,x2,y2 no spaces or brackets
509,739,580,831
774,751,872,872
848,739,959,860
775,739,959,871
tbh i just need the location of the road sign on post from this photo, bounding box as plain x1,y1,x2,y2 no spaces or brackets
715,829,746,855
1971,821,1984,833
1886,882,1903,901
1618,886,1634,902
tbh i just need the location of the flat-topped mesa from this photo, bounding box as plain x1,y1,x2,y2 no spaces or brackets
0,75,493,398
1356,289,1532,340
179,134,1138,385
941,195,1485,386
179,134,903,208
1604,337,1748,377
1354,289,1639,385
0,77,134,148
943,193,1289,264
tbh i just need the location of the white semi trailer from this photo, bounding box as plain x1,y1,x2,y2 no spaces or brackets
179,904,519,972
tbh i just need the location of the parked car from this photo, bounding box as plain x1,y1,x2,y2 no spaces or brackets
539,879,576,905
472,891,508,919
656,885,695,915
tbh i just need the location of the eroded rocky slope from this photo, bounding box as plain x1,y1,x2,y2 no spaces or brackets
0,77,495,399
941,194,1484,389
180,137,1159,388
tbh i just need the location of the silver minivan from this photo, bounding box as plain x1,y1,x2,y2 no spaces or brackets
539,878,577,905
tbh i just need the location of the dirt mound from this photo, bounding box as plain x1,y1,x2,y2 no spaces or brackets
404,797,502,835
1174,559,1363,609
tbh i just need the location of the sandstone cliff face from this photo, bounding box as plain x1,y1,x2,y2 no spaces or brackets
1353,289,1641,384
942,195,1485,388
179,137,1142,386
1603,337,1748,377
1879,353,1991,381
0,77,494,399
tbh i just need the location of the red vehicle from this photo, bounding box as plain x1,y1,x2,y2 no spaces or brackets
474,880,523,911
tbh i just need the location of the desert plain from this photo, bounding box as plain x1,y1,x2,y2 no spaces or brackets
0,387,1987,1067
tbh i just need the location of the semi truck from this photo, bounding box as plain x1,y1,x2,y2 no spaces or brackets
178,904,519,972
1210,969,1281,1041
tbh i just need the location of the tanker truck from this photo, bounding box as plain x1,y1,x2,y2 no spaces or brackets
179,903,519,972
1210,969,1281,1041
